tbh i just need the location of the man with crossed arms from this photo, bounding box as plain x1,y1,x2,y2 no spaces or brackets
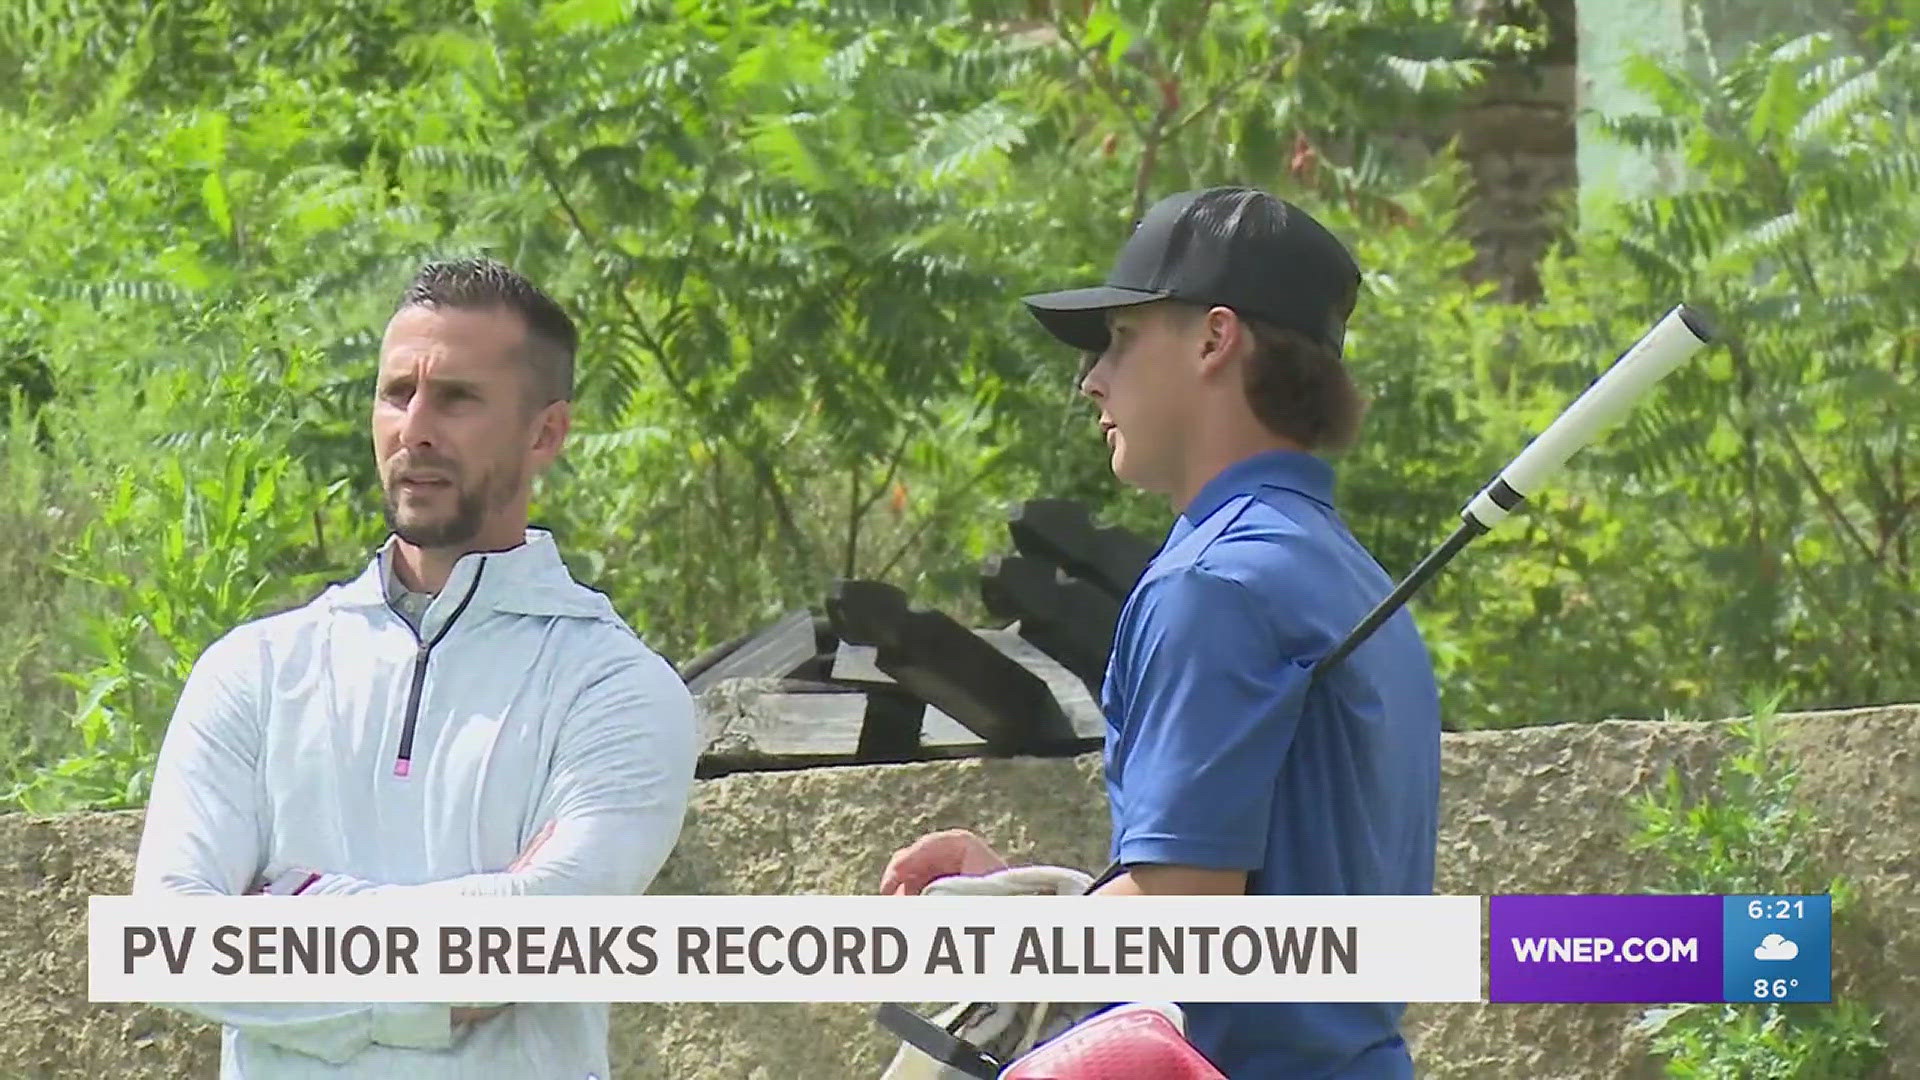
134,258,698,1078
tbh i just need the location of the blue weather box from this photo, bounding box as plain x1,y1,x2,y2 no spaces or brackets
1722,895,1833,1003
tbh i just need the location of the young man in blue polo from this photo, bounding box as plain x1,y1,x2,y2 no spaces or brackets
881,187,1443,1077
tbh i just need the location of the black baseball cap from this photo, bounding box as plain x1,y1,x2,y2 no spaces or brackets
1023,187,1362,357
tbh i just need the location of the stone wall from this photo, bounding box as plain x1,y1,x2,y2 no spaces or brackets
1,703,1913,1078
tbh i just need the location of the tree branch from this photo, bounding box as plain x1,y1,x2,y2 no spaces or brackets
843,458,862,581
526,139,818,571
1130,80,1183,220
874,451,1003,580
1858,441,1900,560
1127,4,1218,219
856,426,915,522
1895,336,1912,572
663,138,725,317
1047,8,1150,142
845,428,917,580
1778,424,1901,585
1165,53,1283,139
1780,546,1867,670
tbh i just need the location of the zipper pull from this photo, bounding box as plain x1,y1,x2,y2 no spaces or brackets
394,644,431,778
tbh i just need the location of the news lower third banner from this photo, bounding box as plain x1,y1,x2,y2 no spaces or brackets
88,895,1483,1004
87,893,1832,1006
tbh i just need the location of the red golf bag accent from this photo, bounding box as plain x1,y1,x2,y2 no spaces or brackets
875,1000,1226,1080
996,1004,1226,1080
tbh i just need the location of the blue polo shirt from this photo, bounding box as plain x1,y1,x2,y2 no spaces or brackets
1102,449,1442,1078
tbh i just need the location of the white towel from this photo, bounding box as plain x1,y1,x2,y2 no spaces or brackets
876,866,1104,1080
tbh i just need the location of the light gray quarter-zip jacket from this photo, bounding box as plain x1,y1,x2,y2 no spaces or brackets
133,529,699,1079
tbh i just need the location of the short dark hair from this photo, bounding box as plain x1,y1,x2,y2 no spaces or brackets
396,257,578,406
1238,314,1367,452
1169,297,1367,453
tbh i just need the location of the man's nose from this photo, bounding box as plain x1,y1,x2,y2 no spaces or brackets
396,393,438,447
1079,357,1106,399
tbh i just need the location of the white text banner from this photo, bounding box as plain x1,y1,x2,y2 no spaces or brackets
89,894,1483,1004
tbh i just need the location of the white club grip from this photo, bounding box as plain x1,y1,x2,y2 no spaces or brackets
1463,303,1714,528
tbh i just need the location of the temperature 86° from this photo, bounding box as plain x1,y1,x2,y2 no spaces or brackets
1754,978,1801,999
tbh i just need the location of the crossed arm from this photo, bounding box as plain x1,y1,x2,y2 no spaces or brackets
132,628,698,1064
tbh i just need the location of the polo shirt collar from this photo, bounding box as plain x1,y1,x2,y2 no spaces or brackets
1181,448,1336,526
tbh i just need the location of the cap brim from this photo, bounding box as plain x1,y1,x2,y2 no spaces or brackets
1022,286,1168,353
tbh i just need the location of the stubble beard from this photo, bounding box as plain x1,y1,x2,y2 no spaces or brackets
382,460,521,550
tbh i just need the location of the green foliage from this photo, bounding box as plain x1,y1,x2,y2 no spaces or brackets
0,0,1915,807
1626,690,1886,1078
0,401,90,791
2,359,349,812
1637,998,1887,1080
1406,19,1920,727
8,441,302,811
1573,28,1918,716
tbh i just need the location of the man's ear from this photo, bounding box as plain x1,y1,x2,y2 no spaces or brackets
530,400,571,465
1196,306,1244,378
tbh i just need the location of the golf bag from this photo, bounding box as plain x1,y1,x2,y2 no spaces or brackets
874,866,1226,1080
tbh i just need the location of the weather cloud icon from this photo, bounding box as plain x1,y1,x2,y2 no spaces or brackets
1755,934,1800,961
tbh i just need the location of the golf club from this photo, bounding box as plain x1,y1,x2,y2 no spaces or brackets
1316,301,1717,673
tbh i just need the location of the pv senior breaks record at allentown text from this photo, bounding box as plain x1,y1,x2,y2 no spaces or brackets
169,922,1364,978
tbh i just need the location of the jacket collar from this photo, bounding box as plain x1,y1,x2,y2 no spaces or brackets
330,528,613,621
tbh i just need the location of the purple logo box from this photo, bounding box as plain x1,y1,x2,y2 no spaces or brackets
1489,895,1724,1003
